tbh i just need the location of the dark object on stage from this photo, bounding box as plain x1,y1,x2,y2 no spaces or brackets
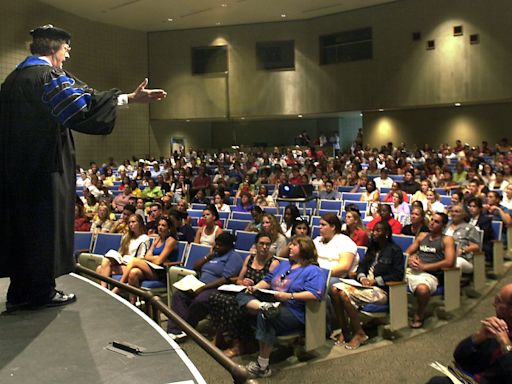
278,184,314,199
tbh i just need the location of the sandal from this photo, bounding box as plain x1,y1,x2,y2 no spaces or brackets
345,335,369,350
334,339,346,347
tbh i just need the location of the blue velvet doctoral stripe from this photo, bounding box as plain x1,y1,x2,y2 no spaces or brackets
42,74,91,126
16,56,51,69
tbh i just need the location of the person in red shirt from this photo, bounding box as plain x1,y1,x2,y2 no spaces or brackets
366,204,402,234
288,166,303,185
344,208,370,246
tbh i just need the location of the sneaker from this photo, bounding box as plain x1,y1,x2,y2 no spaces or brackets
246,361,272,378
45,290,77,308
168,331,187,342
260,302,280,320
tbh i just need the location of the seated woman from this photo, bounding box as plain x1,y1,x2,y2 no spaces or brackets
390,190,411,223
425,189,446,221
90,202,115,234
360,180,380,202
261,213,287,257
74,202,91,231
401,206,429,237
233,191,254,213
333,221,404,349
213,192,231,213
167,232,244,340
194,205,223,247
209,232,280,357
444,203,481,274
343,208,370,247
245,206,264,232
313,213,358,285
277,217,311,258
384,182,409,203
411,179,432,210
96,214,150,288
254,185,275,207
112,217,178,304
141,177,163,204
281,204,301,239
236,235,327,378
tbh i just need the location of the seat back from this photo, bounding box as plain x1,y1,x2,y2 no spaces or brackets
183,243,212,270
234,230,257,251
74,231,93,254
312,225,320,238
92,233,123,255
391,234,415,253
343,200,368,212
356,246,368,263
226,219,251,232
492,220,503,241
231,211,253,221
319,199,343,212
187,209,203,218
341,192,362,201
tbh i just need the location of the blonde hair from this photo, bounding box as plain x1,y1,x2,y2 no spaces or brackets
119,214,146,255
262,213,284,242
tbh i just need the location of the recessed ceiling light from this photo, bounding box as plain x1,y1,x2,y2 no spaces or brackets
378,108,384,112
297,114,303,118
241,117,245,120
216,22,221,25
360,113,363,117
281,14,287,18
186,119,190,122
454,102,461,107
167,18,174,22
221,3,227,7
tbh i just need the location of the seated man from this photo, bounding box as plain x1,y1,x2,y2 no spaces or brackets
405,212,455,328
367,204,403,234
166,233,243,340
427,283,512,384
318,180,339,200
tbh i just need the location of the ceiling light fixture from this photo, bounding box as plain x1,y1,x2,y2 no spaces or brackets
221,3,227,7
281,14,287,18
298,114,303,118
216,22,221,25
378,108,384,112
454,102,461,107
167,18,174,22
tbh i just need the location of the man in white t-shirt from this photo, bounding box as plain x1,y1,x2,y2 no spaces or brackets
373,168,394,191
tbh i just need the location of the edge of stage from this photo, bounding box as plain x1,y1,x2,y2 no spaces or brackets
0,273,206,384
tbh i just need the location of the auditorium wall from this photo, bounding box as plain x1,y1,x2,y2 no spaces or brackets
363,102,512,150
148,0,511,149
0,1,149,167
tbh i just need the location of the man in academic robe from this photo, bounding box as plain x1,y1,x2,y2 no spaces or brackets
0,25,166,310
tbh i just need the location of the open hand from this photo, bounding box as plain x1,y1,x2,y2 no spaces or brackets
128,78,167,103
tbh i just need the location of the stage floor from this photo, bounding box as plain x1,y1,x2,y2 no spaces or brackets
0,274,205,384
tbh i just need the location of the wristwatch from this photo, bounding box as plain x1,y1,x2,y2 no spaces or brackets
505,344,512,353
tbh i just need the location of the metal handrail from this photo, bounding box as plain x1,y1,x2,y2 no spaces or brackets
75,264,250,384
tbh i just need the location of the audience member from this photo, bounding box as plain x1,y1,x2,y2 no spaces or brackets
167,233,243,340
237,235,326,378
333,221,404,349
405,212,455,328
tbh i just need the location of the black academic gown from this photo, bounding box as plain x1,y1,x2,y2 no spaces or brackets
0,56,120,304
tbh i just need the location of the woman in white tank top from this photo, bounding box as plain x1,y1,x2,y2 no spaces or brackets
194,205,223,247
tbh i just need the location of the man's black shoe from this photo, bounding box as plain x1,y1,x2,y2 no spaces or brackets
5,301,29,313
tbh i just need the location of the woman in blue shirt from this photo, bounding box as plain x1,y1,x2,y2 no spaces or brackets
237,235,326,378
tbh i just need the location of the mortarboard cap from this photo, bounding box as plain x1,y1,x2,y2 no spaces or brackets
30,24,71,42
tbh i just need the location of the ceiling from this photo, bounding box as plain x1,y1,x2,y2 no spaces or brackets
39,0,396,32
